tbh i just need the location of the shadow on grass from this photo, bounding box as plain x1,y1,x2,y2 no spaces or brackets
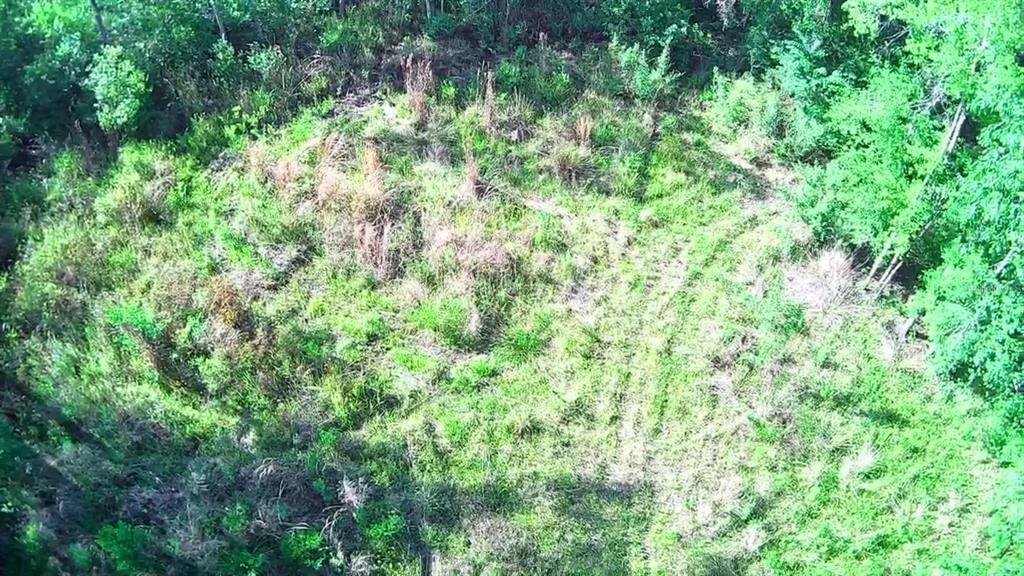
1,359,657,575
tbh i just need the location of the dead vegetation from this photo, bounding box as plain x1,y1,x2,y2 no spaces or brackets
461,139,484,199
575,113,594,150
202,275,259,355
783,248,861,327
314,139,421,279
403,55,435,126
352,140,409,279
483,67,497,137
425,222,511,279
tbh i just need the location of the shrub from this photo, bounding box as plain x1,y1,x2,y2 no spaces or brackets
610,38,677,102
917,251,1024,407
281,529,326,570
86,46,148,135
356,502,406,557
96,523,158,575
216,548,267,576
494,47,574,110
104,300,163,352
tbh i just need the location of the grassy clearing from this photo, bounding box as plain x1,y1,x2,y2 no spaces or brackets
1,69,1010,574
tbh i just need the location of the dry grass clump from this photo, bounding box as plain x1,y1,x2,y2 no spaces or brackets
483,66,497,137
338,476,371,511
312,133,356,209
425,218,511,279
318,140,420,280
316,139,395,273
500,92,535,142
459,236,511,277
542,140,597,186
708,0,738,26
315,165,347,209
403,55,434,125
355,140,388,212
272,156,302,194
353,141,397,277
575,113,594,150
140,159,176,223
149,258,202,313
783,248,860,326
320,132,354,164
202,275,259,355
210,277,250,329
461,139,487,200
346,554,375,576
245,140,274,182
467,516,536,569
101,157,177,227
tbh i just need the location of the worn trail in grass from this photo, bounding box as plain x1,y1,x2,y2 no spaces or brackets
365,114,999,572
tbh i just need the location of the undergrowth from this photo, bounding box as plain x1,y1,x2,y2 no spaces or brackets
0,42,1018,575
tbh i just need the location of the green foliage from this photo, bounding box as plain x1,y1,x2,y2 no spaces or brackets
610,37,678,101
448,356,500,393
221,502,250,536
357,502,406,557
917,250,1024,404
215,548,267,576
86,46,147,135
96,523,157,575
280,528,326,570
600,0,692,49
68,543,93,571
410,296,472,349
319,4,386,59
495,47,574,109
496,313,551,364
707,0,1024,425
3,4,1024,574
104,300,162,351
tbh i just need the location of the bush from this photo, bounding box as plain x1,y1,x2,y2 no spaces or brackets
86,46,148,135
610,38,678,101
281,529,326,570
356,502,406,558
96,523,158,575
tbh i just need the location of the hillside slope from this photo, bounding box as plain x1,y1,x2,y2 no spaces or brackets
0,90,1008,574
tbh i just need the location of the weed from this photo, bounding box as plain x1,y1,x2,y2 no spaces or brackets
448,356,500,392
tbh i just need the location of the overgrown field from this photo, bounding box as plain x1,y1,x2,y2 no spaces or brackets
2,57,1020,573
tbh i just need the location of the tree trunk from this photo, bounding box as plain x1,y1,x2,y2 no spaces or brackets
211,0,227,41
89,0,110,44
872,255,904,299
995,242,1020,277
865,243,891,285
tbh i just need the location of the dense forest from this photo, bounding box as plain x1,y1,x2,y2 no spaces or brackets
1,0,1022,574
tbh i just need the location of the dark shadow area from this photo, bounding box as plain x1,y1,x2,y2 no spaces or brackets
1,345,654,575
